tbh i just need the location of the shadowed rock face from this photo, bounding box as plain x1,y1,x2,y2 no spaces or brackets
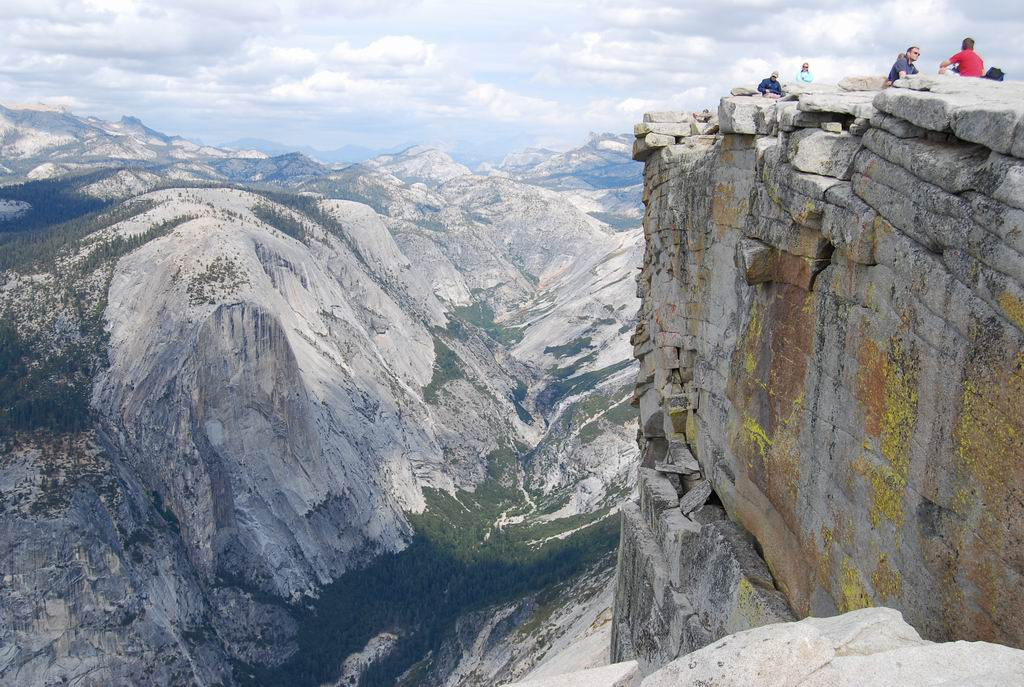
616,74,1024,670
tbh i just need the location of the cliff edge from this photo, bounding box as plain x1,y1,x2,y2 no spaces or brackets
613,73,1024,674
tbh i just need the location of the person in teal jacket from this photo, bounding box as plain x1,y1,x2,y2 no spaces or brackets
796,62,814,83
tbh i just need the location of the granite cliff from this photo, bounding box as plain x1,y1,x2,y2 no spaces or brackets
610,73,1024,678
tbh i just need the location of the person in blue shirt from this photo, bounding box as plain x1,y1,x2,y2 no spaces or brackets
886,46,920,86
796,63,814,83
757,71,783,98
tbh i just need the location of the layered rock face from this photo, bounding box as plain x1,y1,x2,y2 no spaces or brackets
614,74,1024,671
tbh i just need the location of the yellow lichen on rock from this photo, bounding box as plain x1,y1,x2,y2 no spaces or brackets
743,415,772,458
840,557,873,613
872,553,902,601
880,339,917,482
955,352,1024,500
853,338,918,528
997,291,1024,331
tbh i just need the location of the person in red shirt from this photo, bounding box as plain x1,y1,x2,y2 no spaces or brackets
940,37,985,77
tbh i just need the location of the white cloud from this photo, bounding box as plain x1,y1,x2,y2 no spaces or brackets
463,83,570,124
331,36,437,68
0,0,1021,158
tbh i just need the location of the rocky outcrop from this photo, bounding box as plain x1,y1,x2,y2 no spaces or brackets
0,436,232,685
610,470,793,673
615,73,1024,672
643,608,1024,686
93,189,442,600
524,607,1024,686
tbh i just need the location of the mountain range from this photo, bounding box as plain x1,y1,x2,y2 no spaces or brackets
0,102,642,685
218,138,413,165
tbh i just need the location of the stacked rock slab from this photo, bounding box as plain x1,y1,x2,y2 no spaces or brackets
614,74,1024,673
632,111,719,162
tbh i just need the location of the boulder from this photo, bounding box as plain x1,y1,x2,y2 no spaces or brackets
871,88,974,134
643,111,693,123
780,82,839,96
787,129,860,180
871,76,1024,155
849,117,871,136
632,133,675,161
681,520,796,638
736,238,775,285
730,87,758,97
635,121,694,137
869,111,925,139
638,386,665,437
678,480,712,515
718,96,776,135
799,91,877,118
838,75,887,92
641,608,1024,687
777,103,846,131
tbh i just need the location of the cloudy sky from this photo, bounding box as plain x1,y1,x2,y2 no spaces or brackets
2,0,1020,159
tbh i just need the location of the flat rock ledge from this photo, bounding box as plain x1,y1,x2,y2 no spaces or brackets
508,661,642,687
633,111,720,160
635,73,1024,160
510,608,1024,686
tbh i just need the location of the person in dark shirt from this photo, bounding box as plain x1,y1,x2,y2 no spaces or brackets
940,37,984,77
757,71,783,98
886,46,920,86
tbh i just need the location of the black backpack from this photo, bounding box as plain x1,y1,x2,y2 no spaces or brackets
984,67,1005,81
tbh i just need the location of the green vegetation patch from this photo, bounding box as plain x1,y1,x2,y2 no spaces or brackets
241,505,619,687
256,190,368,268
76,214,195,275
587,211,640,231
543,336,593,358
0,197,157,273
450,301,524,346
1,206,194,434
511,379,533,424
0,171,111,235
536,359,634,414
235,435,621,687
0,311,101,435
578,395,636,445
251,201,307,243
422,333,465,403
187,255,250,306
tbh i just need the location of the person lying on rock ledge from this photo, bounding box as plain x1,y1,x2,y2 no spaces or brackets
885,46,920,87
757,71,783,98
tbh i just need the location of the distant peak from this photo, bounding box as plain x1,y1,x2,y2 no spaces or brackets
0,101,69,113
402,144,447,156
